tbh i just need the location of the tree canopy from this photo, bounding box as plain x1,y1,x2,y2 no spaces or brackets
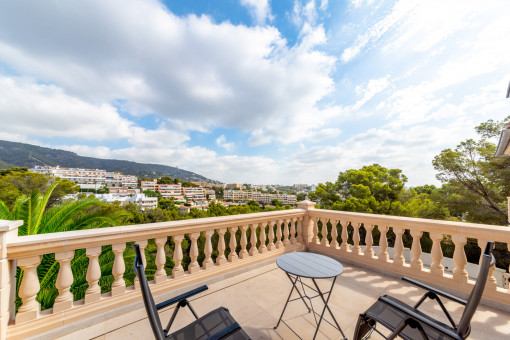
433,116,510,225
0,167,78,209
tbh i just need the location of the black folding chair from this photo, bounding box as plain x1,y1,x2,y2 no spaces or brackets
133,244,250,340
353,241,495,340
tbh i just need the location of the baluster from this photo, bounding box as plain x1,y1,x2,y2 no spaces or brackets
321,219,329,246
203,230,214,269
258,222,267,253
393,228,405,267
239,225,249,259
410,230,423,270
155,237,168,283
330,220,339,248
249,224,258,256
352,223,361,255
16,256,42,323
378,225,389,262
275,220,283,249
85,247,102,304
134,240,148,289
228,226,239,261
111,243,126,296
340,221,350,252
364,224,374,258
296,216,303,244
189,233,200,273
312,217,319,244
283,219,290,246
478,238,497,290
267,221,275,251
216,229,227,265
172,235,184,278
452,235,468,283
53,251,74,313
430,233,444,277
290,218,297,245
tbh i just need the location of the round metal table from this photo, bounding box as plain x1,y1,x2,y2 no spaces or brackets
275,252,347,340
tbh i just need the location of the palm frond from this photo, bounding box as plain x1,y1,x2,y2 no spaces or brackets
0,201,13,220
39,195,106,234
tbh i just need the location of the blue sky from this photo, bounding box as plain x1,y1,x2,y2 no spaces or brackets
0,0,509,185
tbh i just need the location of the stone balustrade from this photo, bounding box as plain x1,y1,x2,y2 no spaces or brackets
1,202,510,339
307,208,510,305
1,210,305,340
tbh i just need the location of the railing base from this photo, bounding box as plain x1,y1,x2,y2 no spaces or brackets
7,243,304,340
308,244,510,314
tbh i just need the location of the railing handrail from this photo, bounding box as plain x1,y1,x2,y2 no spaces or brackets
7,209,306,258
309,209,510,242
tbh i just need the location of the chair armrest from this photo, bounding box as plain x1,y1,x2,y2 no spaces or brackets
379,296,463,340
156,285,208,310
402,277,467,306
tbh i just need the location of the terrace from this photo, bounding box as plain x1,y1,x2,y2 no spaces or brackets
1,201,510,339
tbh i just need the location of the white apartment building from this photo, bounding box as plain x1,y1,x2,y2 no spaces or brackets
205,189,216,200
224,190,297,205
108,187,139,195
95,193,157,210
30,166,106,185
141,180,184,200
31,166,137,189
158,183,184,200
183,187,206,200
105,172,138,188
141,180,157,192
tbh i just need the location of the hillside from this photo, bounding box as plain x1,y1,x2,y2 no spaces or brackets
0,140,215,182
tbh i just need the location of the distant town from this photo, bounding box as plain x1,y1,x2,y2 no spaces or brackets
30,166,317,213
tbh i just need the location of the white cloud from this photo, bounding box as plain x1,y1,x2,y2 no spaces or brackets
291,0,319,27
58,143,277,184
351,0,375,8
0,75,133,140
341,1,415,62
319,0,328,11
240,0,274,25
215,135,235,151
353,76,391,110
0,0,336,146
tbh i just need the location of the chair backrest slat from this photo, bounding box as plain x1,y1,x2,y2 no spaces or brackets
134,244,165,340
457,241,495,337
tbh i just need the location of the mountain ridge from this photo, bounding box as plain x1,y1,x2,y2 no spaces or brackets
0,140,215,182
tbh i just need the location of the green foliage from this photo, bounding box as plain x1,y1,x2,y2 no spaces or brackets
433,116,510,225
0,168,78,209
143,189,162,200
271,199,283,207
1,181,131,312
311,164,407,214
296,193,307,201
157,176,175,184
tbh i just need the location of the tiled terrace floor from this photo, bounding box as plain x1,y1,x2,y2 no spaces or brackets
85,261,510,340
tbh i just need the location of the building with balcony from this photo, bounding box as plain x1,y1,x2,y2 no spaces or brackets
104,172,137,188
204,189,216,200
1,202,510,339
226,183,242,189
30,166,107,185
224,190,297,205
141,180,186,200
158,184,185,200
94,193,158,210
183,186,206,201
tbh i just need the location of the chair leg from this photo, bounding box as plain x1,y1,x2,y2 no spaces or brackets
353,314,376,340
